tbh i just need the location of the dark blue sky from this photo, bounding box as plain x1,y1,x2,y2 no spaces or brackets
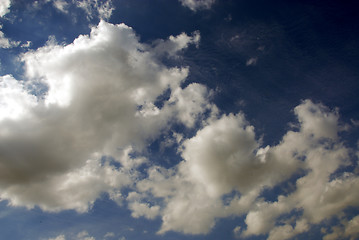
0,1,359,240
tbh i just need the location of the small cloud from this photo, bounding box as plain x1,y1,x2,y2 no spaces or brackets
75,0,114,20
53,0,69,13
21,41,32,48
179,0,216,11
246,57,258,66
233,226,242,238
104,232,115,238
225,14,232,22
48,235,66,240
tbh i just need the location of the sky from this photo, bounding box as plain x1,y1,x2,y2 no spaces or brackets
0,0,359,240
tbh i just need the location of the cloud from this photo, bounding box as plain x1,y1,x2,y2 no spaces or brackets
246,57,257,66
75,0,114,20
131,99,359,237
0,0,11,17
0,21,208,212
52,0,69,13
0,25,20,48
323,215,359,240
179,0,216,11
48,235,66,240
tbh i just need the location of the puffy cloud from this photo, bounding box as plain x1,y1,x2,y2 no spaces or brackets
0,75,37,121
153,31,200,58
132,99,359,237
77,231,95,240
0,21,209,212
267,219,309,240
241,100,358,238
0,0,10,17
179,0,216,11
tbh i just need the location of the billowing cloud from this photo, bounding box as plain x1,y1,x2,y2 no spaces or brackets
0,21,209,212
131,99,359,238
179,0,215,11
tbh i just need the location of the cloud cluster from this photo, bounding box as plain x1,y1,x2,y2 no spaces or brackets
179,0,216,11
0,20,209,212
1,9,358,240
132,99,359,239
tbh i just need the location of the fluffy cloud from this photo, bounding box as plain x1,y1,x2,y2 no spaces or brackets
0,0,10,17
0,21,210,212
179,0,216,11
131,99,359,238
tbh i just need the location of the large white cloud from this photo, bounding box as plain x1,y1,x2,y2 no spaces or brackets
0,20,210,212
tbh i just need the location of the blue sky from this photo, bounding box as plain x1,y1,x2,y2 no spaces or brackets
1,0,359,240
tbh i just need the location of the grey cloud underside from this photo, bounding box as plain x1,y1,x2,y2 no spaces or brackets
0,21,358,240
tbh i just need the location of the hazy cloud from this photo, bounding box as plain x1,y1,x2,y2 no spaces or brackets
179,0,215,11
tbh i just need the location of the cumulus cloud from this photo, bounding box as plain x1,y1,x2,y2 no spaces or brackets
179,0,215,11
0,21,209,212
131,99,359,238
0,0,11,17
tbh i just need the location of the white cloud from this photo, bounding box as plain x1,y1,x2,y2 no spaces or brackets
0,21,208,212
0,0,11,17
128,201,160,219
52,0,69,13
0,25,20,48
75,0,114,20
0,74,37,121
179,0,216,11
48,235,66,240
104,232,115,238
153,31,200,58
132,99,359,237
77,231,95,240
267,219,309,240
